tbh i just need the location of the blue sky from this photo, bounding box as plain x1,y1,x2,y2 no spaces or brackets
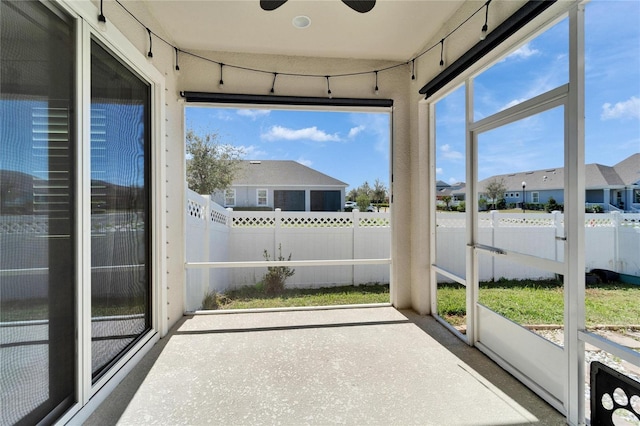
185,1,638,191
436,0,640,183
186,107,391,191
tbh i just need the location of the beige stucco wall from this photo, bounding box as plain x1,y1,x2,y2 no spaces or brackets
99,0,573,328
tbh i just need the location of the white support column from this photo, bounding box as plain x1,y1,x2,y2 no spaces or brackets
603,188,611,211
565,4,586,425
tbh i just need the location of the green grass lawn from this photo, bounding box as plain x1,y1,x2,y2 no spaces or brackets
1,298,147,322
437,279,640,328
210,284,390,310
5,280,637,329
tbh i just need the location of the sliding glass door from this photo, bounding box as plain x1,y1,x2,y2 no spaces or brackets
1,1,77,423
1,1,157,423
90,40,151,381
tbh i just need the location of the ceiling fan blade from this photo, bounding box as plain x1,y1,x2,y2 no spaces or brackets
260,0,288,11
342,0,376,13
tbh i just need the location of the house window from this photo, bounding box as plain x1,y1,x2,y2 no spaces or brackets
634,189,640,204
311,190,341,211
257,189,267,206
274,190,305,211
225,189,236,206
532,192,540,203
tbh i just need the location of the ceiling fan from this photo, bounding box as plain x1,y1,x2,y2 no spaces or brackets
260,0,376,14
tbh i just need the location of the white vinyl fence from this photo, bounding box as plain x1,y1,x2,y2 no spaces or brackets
185,189,639,310
435,211,640,282
185,188,391,310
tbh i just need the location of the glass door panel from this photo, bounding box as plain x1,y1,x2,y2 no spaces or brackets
476,106,565,331
436,273,467,333
0,1,76,423
474,102,567,406
473,17,568,121
433,84,467,331
477,251,564,346
90,40,151,379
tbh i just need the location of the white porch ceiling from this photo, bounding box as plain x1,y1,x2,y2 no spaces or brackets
137,0,468,61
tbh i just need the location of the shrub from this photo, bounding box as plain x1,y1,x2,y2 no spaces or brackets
262,244,295,295
456,201,466,212
201,290,220,310
545,197,564,212
356,193,370,211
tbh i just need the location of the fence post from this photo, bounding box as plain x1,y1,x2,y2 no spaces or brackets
552,210,562,263
352,209,360,285
490,210,498,281
490,210,498,245
274,208,282,255
203,195,211,293
612,211,620,271
226,207,233,228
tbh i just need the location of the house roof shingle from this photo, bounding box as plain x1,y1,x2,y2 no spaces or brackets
614,153,640,185
233,160,348,187
478,153,639,192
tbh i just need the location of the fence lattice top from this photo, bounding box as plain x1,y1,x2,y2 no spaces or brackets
232,216,276,228
280,216,353,228
210,209,228,226
359,217,391,228
187,199,206,220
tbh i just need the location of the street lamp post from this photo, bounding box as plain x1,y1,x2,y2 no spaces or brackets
522,181,526,213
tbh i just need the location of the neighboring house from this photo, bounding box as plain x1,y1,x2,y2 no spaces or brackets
436,180,466,208
212,160,348,212
479,153,640,212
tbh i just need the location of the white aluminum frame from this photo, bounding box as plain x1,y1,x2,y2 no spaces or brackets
471,23,571,422
422,3,638,425
49,0,167,424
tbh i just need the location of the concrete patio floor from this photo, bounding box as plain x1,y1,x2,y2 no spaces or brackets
85,306,566,425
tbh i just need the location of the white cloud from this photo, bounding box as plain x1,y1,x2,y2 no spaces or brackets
601,96,640,121
237,109,270,120
436,167,443,175
261,125,341,142
296,157,313,167
236,145,267,159
506,43,540,60
440,144,464,160
448,177,459,184
348,125,365,138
